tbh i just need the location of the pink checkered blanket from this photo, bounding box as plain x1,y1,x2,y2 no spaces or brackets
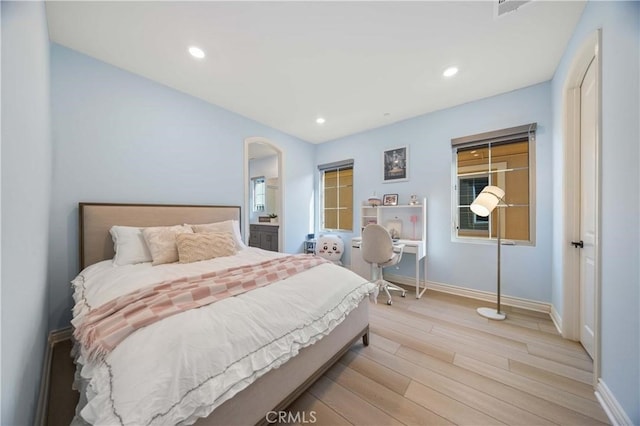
74,254,330,361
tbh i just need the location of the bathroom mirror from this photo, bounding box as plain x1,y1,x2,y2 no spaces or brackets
244,137,284,249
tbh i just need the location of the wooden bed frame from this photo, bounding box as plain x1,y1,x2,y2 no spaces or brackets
77,202,370,425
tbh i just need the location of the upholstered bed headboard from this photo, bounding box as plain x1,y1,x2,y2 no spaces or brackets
79,203,241,270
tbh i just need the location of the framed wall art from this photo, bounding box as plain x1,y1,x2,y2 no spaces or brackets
383,146,408,183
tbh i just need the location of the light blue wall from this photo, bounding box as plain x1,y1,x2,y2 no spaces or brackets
1,2,52,424
49,44,315,329
551,1,640,422
316,83,553,303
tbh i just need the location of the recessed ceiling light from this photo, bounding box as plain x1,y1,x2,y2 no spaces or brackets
443,66,458,77
316,117,326,125
188,46,205,59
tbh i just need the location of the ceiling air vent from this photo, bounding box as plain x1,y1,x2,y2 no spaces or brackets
495,0,530,18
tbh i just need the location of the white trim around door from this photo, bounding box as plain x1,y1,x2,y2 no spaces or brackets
561,30,602,386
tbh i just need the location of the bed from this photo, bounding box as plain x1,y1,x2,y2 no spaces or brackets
71,202,373,425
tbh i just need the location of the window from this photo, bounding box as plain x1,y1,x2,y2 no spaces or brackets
452,123,536,243
252,176,265,212
459,175,489,232
318,160,354,231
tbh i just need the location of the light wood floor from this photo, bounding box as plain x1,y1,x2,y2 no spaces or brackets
285,290,609,426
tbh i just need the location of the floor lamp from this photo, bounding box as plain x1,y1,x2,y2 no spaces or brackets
470,185,507,321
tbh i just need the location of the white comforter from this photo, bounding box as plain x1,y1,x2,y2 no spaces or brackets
71,248,374,425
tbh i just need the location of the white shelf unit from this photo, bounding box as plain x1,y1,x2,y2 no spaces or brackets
353,198,428,298
360,198,427,243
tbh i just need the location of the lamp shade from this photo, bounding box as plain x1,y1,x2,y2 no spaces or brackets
470,186,505,217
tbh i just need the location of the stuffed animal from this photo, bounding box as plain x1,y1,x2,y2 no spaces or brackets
315,234,344,265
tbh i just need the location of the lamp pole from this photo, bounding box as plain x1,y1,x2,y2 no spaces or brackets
496,206,502,316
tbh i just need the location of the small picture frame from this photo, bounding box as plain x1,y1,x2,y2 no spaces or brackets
383,193,398,206
383,146,408,183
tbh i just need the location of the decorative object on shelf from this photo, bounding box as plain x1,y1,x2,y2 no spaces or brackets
409,194,419,205
304,236,316,254
268,213,278,223
315,234,344,265
410,215,418,240
368,192,382,207
382,146,408,183
386,218,402,240
470,185,508,321
258,216,271,223
382,193,398,206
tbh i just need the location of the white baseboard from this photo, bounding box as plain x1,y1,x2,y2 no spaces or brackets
550,305,563,334
595,379,633,426
384,273,551,314
49,327,73,344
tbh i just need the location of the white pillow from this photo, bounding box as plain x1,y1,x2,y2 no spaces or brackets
110,226,153,266
189,220,247,250
142,225,194,266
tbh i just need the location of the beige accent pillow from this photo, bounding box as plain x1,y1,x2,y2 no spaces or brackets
142,225,193,266
190,220,246,250
176,232,238,264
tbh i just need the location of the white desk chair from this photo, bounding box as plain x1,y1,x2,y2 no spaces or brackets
361,224,406,305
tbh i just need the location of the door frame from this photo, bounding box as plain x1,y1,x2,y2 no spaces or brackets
561,30,602,385
244,137,285,252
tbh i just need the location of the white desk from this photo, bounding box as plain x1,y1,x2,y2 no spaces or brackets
351,237,427,298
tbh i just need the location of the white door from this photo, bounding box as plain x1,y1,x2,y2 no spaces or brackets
579,57,597,358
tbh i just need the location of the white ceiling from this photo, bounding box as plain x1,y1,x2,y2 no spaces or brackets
45,1,585,144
